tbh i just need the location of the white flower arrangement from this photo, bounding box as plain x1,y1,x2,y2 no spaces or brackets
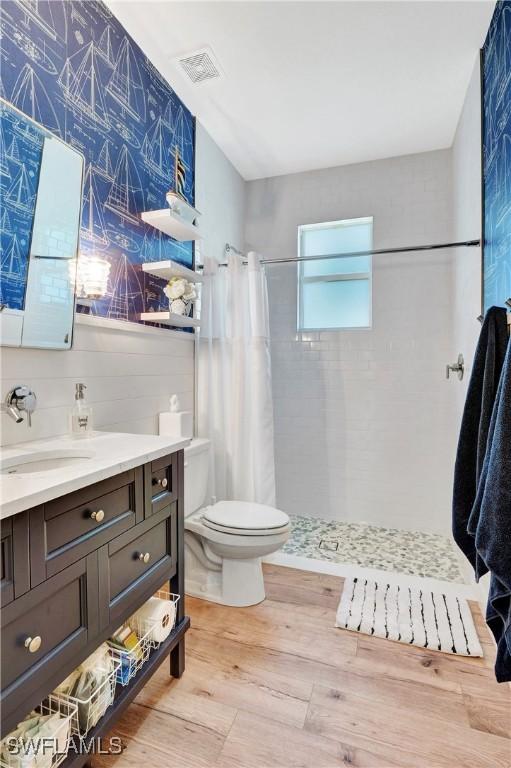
163,277,197,316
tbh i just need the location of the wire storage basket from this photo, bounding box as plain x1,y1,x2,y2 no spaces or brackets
0,694,77,768
59,659,120,737
131,588,180,649
108,624,153,687
108,587,180,687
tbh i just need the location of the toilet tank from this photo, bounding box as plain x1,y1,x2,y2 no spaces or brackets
184,438,210,517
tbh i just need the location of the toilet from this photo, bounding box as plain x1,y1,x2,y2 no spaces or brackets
184,438,290,606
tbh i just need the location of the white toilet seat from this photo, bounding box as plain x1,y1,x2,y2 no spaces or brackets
201,501,290,537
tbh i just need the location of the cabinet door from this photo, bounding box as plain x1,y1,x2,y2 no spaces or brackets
1,513,30,607
98,504,177,629
144,452,178,517
0,554,98,737
0,520,14,607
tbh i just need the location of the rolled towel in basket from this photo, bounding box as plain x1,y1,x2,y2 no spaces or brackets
132,597,176,643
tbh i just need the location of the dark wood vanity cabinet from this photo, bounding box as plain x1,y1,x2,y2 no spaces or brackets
0,449,188,746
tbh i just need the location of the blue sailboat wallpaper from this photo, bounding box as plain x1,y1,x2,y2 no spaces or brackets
0,102,44,310
482,0,511,311
0,0,195,324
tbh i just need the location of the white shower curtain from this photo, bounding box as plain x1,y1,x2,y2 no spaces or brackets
198,251,276,507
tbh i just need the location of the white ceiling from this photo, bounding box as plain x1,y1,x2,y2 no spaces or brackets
107,1,495,180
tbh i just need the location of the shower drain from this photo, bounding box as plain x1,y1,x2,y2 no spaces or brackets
318,539,339,551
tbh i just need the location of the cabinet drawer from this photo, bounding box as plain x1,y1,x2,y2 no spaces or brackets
144,453,177,516
109,518,167,599
0,555,96,733
99,504,177,628
30,469,143,582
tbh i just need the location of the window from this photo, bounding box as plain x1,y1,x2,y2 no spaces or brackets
297,217,373,330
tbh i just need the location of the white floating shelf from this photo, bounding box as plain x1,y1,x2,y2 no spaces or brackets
139,311,200,328
142,259,202,283
141,209,201,242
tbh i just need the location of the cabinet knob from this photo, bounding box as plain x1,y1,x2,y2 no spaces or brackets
137,552,150,564
153,477,168,489
90,509,105,523
24,636,42,653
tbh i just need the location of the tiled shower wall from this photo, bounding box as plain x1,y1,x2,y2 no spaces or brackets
245,150,459,535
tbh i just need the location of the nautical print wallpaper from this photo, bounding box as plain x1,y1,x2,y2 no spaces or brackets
482,0,511,311
0,102,44,310
0,0,195,324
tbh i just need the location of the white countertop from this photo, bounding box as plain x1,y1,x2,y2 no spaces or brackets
0,432,190,519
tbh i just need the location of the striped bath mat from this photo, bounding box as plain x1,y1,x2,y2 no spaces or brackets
336,577,483,656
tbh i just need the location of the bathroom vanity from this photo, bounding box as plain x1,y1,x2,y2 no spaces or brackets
0,432,190,764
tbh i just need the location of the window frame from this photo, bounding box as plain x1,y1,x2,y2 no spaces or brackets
297,216,373,332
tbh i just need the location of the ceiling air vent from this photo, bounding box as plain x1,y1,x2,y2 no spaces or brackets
176,47,222,84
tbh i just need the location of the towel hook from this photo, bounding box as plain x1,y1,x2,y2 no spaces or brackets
476,299,511,324
446,354,464,381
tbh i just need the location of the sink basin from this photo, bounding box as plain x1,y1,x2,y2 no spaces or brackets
1,449,95,475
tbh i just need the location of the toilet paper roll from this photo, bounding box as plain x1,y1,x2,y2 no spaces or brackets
132,597,176,644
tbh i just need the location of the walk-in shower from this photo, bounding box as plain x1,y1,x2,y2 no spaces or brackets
240,164,481,584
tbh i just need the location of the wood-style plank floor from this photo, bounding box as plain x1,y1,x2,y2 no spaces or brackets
94,565,511,768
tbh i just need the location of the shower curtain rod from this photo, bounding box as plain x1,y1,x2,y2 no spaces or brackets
197,239,480,268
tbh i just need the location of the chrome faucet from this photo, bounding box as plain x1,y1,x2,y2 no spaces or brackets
2,386,37,426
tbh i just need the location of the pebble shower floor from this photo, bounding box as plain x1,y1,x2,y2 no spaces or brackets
282,514,463,582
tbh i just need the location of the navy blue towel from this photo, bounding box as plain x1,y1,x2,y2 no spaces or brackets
467,360,505,579
486,573,511,683
468,338,511,682
452,307,508,569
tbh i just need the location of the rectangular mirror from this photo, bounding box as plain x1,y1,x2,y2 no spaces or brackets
0,99,84,349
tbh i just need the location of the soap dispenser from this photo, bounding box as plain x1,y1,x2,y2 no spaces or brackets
70,383,93,437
